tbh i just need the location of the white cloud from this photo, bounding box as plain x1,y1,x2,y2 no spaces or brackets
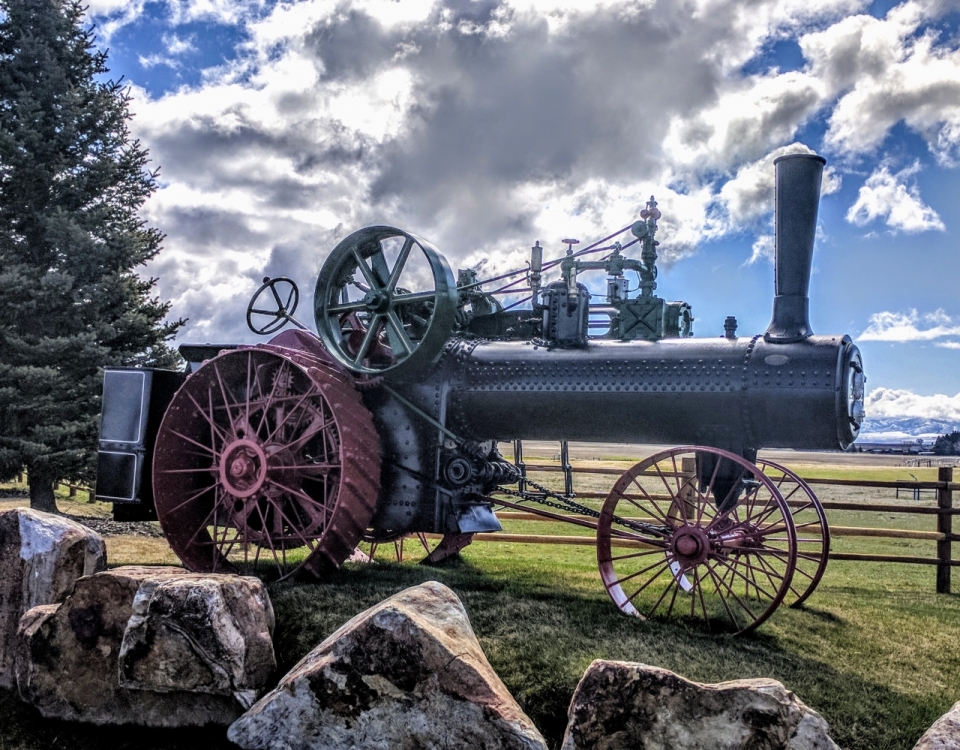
104,0,960,344
716,142,842,229
137,34,196,68
866,387,960,422
801,1,960,163
139,54,177,69
663,74,827,175
846,162,945,232
859,308,960,341
88,0,268,38
165,0,266,26
86,0,141,16
715,144,842,265
747,234,776,264
89,0,149,40
164,33,196,55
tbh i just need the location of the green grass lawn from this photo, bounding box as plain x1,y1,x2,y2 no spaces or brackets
2,460,960,749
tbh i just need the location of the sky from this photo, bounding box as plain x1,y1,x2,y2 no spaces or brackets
80,0,960,432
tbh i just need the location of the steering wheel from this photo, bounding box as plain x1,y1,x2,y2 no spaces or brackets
314,226,457,378
246,277,300,336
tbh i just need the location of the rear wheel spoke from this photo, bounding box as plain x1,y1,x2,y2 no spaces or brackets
152,349,380,581
597,446,796,635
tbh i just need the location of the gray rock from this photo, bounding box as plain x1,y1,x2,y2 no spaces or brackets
16,566,275,726
913,700,960,749
561,660,839,750
0,508,106,687
118,573,276,709
228,580,547,750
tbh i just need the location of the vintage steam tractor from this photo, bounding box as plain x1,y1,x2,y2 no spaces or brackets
96,154,866,634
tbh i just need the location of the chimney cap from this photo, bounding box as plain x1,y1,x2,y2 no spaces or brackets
773,153,826,167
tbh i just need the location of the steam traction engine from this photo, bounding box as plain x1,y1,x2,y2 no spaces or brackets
96,154,866,634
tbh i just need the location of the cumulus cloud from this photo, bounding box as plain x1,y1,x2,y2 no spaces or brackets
846,162,945,232
717,142,842,233
718,143,841,264
866,387,960,422
86,0,141,17
663,74,828,176
747,234,776,264
90,0,268,39
164,33,196,55
141,0,852,340
139,35,196,68
802,1,960,164
718,143,816,226
82,0,959,344
165,0,266,26
90,0,149,40
859,308,960,342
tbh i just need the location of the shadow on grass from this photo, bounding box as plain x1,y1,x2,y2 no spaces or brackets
0,688,234,750
0,558,948,750
789,604,846,624
269,560,947,750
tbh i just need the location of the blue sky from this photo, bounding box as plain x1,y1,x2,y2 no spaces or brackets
83,0,960,430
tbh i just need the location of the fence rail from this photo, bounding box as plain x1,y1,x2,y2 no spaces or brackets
57,482,95,502
14,454,958,592
496,451,956,594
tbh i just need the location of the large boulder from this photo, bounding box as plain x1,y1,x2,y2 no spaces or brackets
118,573,276,708
228,580,548,750
0,508,106,687
16,566,275,726
913,700,960,749
561,660,839,750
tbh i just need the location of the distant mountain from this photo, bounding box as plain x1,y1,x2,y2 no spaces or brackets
857,417,958,444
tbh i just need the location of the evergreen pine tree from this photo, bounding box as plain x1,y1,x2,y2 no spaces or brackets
933,432,960,456
0,0,183,512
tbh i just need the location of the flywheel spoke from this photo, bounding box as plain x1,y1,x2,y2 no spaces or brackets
314,226,457,377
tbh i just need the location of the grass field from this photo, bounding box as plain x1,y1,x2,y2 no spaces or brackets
1,453,959,749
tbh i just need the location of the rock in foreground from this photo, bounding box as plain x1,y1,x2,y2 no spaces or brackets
0,508,106,687
562,660,839,750
118,573,276,708
228,580,547,750
16,566,275,726
913,700,960,749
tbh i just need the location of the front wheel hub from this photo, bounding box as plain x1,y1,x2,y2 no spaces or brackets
671,525,710,567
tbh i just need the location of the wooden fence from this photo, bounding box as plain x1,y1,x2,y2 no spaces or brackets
19,459,960,595
473,459,958,595
56,481,96,502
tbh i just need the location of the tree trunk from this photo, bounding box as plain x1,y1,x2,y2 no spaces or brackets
28,470,59,514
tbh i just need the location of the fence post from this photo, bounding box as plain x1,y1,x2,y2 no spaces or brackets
514,439,527,495
560,441,573,498
937,466,953,594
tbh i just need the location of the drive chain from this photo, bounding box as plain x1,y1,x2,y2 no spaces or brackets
495,477,669,538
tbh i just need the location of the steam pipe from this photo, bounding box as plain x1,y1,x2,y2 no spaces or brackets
764,153,826,344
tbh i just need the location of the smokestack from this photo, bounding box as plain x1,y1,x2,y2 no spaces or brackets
764,153,826,344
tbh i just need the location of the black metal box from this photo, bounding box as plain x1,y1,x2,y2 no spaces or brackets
95,367,185,519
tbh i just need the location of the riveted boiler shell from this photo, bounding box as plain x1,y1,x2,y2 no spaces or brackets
444,335,861,451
